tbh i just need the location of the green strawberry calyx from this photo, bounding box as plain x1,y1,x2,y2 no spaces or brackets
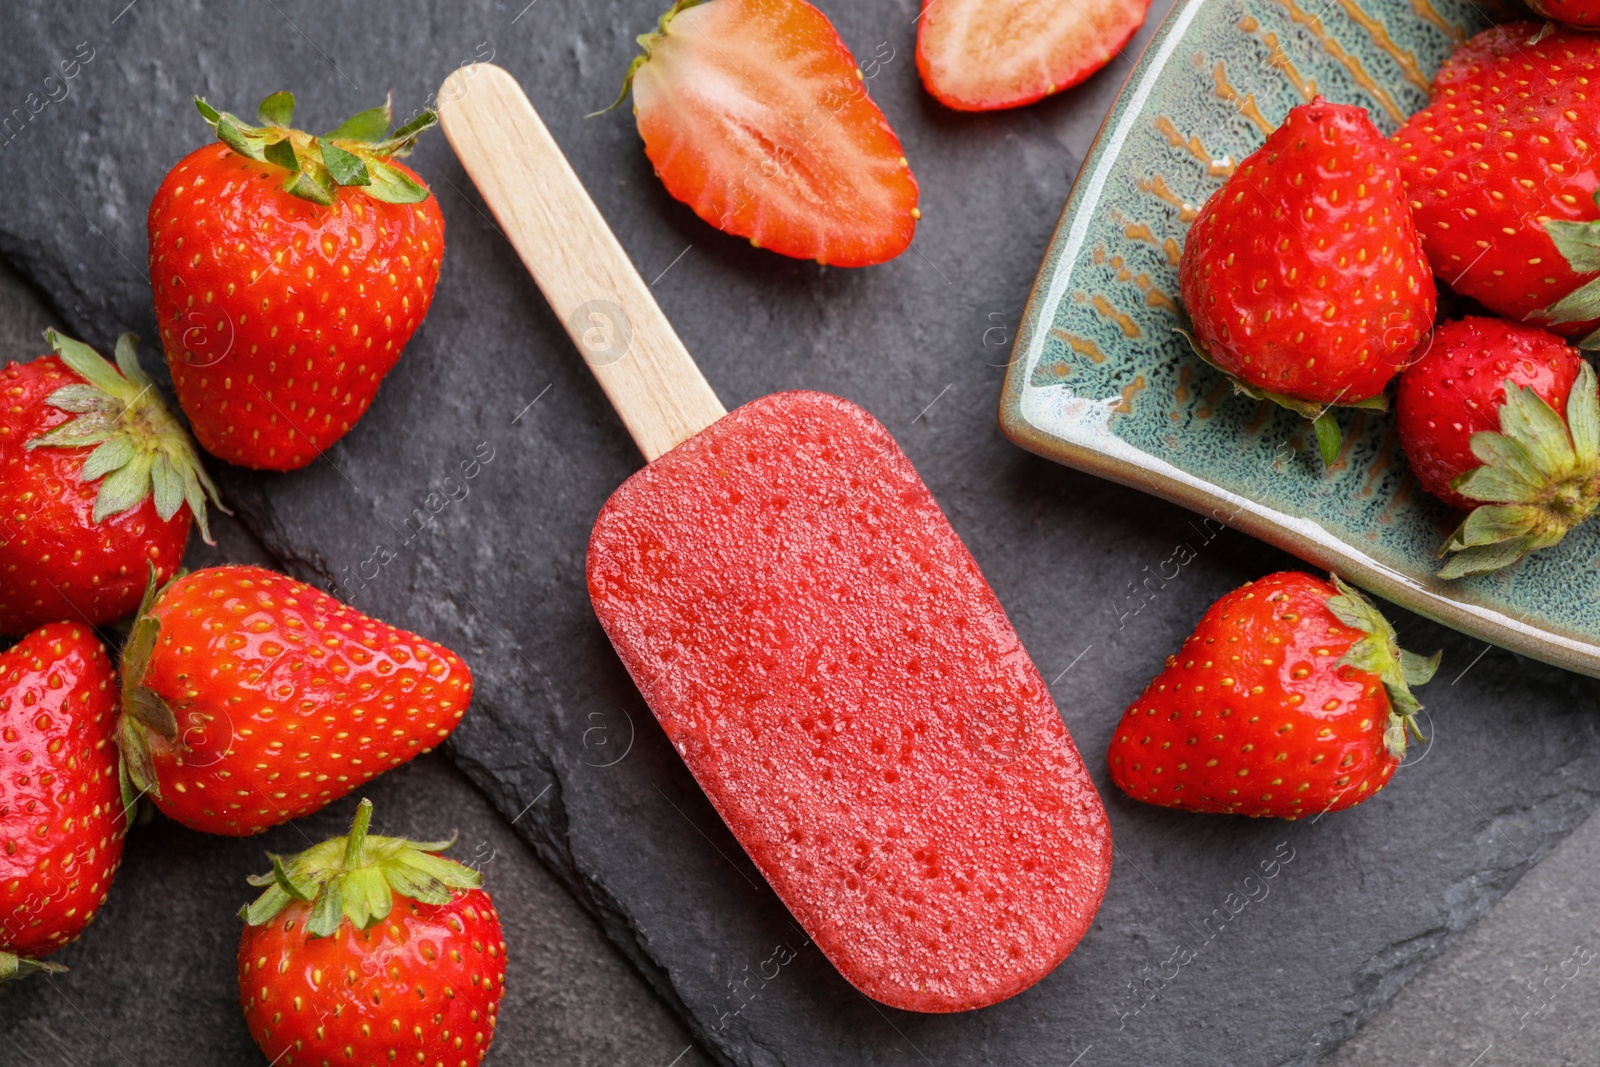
241,799,481,937
114,564,184,812
1541,189,1600,348
1175,327,1388,466
197,91,437,207
1325,574,1441,761
591,0,707,117
26,330,225,544
0,951,67,982
1437,363,1600,580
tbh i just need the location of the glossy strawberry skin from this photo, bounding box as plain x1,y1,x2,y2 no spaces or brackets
129,566,471,835
1108,573,1401,819
1528,0,1600,28
1,624,125,960
916,0,1151,112
239,889,505,1066
149,144,445,470
1397,318,1583,511
1180,99,1435,403
1393,25,1600,334
0,356,189,634
631,0,919,267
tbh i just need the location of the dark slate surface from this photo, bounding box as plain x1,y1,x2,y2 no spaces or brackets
3,1,1599,1065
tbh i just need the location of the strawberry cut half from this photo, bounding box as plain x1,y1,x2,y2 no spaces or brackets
612,0,920,267
916,0,1151,112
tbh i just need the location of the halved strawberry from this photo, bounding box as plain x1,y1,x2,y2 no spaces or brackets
916,0,1151,112
608,0,919,267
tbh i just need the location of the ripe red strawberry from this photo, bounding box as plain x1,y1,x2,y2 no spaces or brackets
916,0,1151,112
1394,25,1600,341
1528,1,1600,28
1179,98,1436,464
1,623,126,978
611,0,920,267
1108,572,1439,819
1,330,221,634
238,800,505,1066
114,566,473,836
1397,317,1600,578
149,92,445,470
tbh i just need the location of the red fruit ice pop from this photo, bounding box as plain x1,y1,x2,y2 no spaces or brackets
439,64,1110,1012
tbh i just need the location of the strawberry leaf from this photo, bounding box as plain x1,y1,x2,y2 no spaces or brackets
0,952,68,982
364,159,429,204
256,90,296,128
320,142,370,187
1313,412,1342,467
324,99,391,143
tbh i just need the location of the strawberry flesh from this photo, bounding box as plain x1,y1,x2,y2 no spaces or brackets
631,0,919,267
916,0,1151,112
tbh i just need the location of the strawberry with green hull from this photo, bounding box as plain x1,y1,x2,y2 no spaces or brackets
609,0,919,267
149,92,445,470
1393,25,1600,344
0,331,222,634
1178,99,1436,465
1108,572,1439,819
238,800,505,1066
916,0,1151,112
116,566,473,836
1396,317,1600,578
2,624,126,979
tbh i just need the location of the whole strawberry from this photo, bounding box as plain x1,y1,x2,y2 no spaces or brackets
149,92,445,470
0,331,221,634
1108,572,1439,819
1394,25,1600,339
1179,98,1436,464
1397,318,1600,578
238,800,505,1066
1,623,126,978
611,0,919,267
115,566,472,835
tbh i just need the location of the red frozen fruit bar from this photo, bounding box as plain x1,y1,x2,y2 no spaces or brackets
587,390,1111,1012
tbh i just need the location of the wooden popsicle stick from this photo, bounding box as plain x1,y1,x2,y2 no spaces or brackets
437,63,725,462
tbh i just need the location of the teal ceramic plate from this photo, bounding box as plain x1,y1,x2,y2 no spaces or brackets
997,0,1600,676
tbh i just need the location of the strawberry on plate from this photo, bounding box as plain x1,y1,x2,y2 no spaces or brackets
1,330,221,635
1108,572,1439,819
1397,317,1600,578
1178,98,1436,464
149,91,445,470
916,0,1151,112
608,0,919,267
115,566,473,836
1,623,126,978
238,799,505,1066
1394,24,1600,342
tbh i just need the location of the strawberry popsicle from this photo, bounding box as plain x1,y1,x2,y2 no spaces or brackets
439,64,1111,1013
588,390,1110,1011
